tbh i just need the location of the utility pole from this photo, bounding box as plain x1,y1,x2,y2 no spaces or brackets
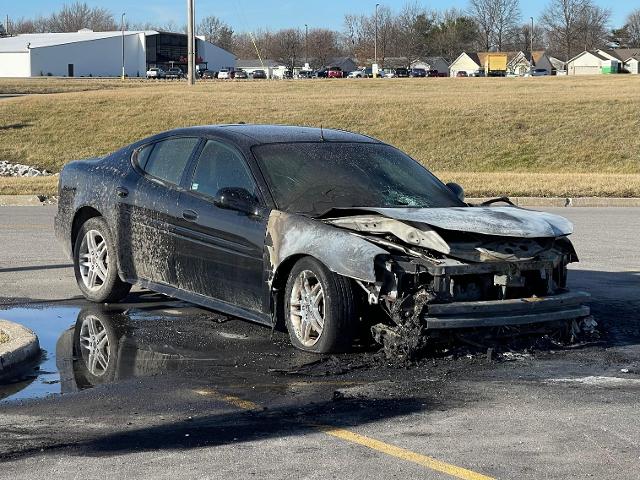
187,0,196,85
530,17,534,72
121,13,126,80
374,3,379,68
305,24,308,67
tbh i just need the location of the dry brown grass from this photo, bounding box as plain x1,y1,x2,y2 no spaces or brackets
0,176,58,195
1,76,639,196
0,77,151,94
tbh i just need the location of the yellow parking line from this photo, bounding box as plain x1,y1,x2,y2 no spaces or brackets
317,425,495,480
194,389,261,411
193,388,495,480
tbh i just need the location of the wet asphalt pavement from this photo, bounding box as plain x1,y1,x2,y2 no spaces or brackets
0,206,639,479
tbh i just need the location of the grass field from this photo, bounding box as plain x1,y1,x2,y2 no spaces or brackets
1,76,639,196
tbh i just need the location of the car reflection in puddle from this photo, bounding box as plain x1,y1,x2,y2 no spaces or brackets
1,293,305,402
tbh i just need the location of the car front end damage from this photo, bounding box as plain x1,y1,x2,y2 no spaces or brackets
321,207,593,357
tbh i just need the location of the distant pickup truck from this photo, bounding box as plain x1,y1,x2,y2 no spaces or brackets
146,67,165,79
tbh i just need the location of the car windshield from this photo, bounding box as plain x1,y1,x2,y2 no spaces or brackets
253,142,464,216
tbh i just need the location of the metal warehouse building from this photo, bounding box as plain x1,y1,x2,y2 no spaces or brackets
0,30,236,78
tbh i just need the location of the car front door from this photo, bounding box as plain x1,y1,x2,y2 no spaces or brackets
117,136,200,287
173,139,268,314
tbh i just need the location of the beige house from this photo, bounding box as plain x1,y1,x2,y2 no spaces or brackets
597,49,640,74
566,51,620,75
449,52,482,76
410,57,450,75
507,51,554,75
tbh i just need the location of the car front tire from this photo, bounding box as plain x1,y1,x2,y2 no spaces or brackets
284,257,357,353
73,217,131,303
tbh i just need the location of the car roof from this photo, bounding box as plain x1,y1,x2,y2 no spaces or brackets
158,124,381,146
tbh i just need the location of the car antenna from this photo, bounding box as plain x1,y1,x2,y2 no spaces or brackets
320,124,325,141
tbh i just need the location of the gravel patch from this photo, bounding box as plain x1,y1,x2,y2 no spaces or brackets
0,161,52,177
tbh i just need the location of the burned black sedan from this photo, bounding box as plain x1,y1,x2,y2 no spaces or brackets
55,125,589,354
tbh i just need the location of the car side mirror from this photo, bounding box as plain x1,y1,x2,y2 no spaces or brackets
446,182,465,202
214,187,260,215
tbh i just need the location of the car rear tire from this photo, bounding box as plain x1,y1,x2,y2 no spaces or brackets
73,217,131,303
284,257,357,353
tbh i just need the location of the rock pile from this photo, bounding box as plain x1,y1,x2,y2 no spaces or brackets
0,161,52,177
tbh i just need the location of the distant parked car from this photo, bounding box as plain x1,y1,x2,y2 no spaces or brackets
251,69,267,79
165,67,184,79
234,70,248,79
218,68,232,79
384,69,396,78
327,67,343,78
200,70,217,79
146,67,165,79
456,71,468,77
394,67,410,78
410,68,426,77
297,70,314,79
427,69,439,77
529,68,549,77
348,69,366,78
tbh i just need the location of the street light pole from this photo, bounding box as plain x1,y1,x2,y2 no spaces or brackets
305,24,308,67
374,3,379,68
121,13,125,80
187,0,196,85
530,17,534,71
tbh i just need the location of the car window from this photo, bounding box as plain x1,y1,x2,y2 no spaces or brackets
190,140,258,200
140,137,199,185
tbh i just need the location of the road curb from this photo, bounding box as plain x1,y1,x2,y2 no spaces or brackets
0,319,41,382
467,197,640,208
0,195,45,206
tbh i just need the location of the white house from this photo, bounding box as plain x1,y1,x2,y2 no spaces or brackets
410,57,450,75
448,52,482,77
566,50,621,75
507,51,554,75
236,59,281,78
597,49,640,74
0,30,236,78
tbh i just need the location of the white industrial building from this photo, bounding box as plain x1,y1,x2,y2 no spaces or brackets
0,29,236,78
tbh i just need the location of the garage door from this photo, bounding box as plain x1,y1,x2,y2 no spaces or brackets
571,65,601,75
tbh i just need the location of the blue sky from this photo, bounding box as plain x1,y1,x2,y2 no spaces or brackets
4,0,634,30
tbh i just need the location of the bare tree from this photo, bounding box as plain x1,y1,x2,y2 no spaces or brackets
575,4,610,52
197,15,234,51
468,0,495,50
47,2,117,32
625,9,640,47
270,28,303,71
7,16,50,34
541,0,609,60
468,0,521,51
493,0,521,50
506,22,546,52
306,28,340,69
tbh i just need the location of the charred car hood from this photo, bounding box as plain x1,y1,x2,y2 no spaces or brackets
333,206,573,238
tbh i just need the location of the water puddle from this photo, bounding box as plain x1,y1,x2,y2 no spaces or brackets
0,294,322,403
0,306,79,401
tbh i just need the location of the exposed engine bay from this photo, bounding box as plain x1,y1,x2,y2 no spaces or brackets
322,207,591,358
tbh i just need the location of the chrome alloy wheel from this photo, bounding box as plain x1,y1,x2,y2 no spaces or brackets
78,230,108,291
78,315,110,376
289,270,325,347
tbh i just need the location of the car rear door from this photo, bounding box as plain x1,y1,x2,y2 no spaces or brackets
117,136,200,287
173,138,268,313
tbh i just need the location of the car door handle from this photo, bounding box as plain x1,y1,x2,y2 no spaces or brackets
116,187,129,198
182,209,198,222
